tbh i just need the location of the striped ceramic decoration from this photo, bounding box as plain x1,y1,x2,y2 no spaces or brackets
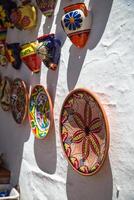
20,42,41,73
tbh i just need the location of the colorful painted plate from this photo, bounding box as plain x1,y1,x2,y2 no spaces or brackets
10,78,28,124
0,77,11,111
60,88,109,176
29,85,53,139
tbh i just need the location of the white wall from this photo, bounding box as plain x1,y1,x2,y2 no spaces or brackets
0,0,134,199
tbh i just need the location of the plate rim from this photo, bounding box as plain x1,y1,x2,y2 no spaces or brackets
29,84,53,139
10,78,28,124
59,88,110,176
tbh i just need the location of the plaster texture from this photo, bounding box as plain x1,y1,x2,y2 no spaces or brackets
0,0,134,200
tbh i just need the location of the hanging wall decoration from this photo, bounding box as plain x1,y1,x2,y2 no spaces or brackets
60,88,109,175
29,85,53,139
0,0,17,36
0,76,11,111
10,1,37,30
10,78,28,124
0,0,17,30
20,42,41,73
6,43,22,70
36,0,56,17
61,3,92,48
0,0,17,66
0,43,8,67
36,34,61,71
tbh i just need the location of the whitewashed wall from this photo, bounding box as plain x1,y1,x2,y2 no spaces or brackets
0,0,134,199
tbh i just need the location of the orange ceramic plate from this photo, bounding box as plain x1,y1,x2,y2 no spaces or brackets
60,88,109,175
29,85,53,139
10,78,28,124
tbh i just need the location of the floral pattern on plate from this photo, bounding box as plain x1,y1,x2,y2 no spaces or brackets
60,88,109,175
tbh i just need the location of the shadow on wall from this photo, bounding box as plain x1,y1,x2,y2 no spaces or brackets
34,66,58,175
66,157,113,200
34,0,70,174
44,0,70,104
0,44,42,187
0,0,45,183
67,0,113,91
0,109,31,186
34,124,57,174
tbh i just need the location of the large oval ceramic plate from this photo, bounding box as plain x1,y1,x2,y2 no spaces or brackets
0,76,11,111
29,85,53,139
10,78,28,124
60,88,109,175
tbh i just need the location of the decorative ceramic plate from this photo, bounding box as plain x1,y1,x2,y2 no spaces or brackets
0,77,11,111
10,78,28,124
29,85,53,139
60,88,109,175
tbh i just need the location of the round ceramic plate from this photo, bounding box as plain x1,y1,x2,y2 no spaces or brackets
60,88,109,176
29,85,53,139
10,78,28,124
0,76,11,111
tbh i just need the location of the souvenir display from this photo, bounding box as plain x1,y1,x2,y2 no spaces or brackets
29,85,53,139
0,43,8,67
61,3,92,48
6,43,22,70
10,78,28,124
60,88,109,175
36,34,61,70
36,0,56,17
10,2,37,30
0,76,11,111
20,42,41,73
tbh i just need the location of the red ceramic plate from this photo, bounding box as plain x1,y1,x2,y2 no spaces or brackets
60,88,109,175
10,78,28,124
